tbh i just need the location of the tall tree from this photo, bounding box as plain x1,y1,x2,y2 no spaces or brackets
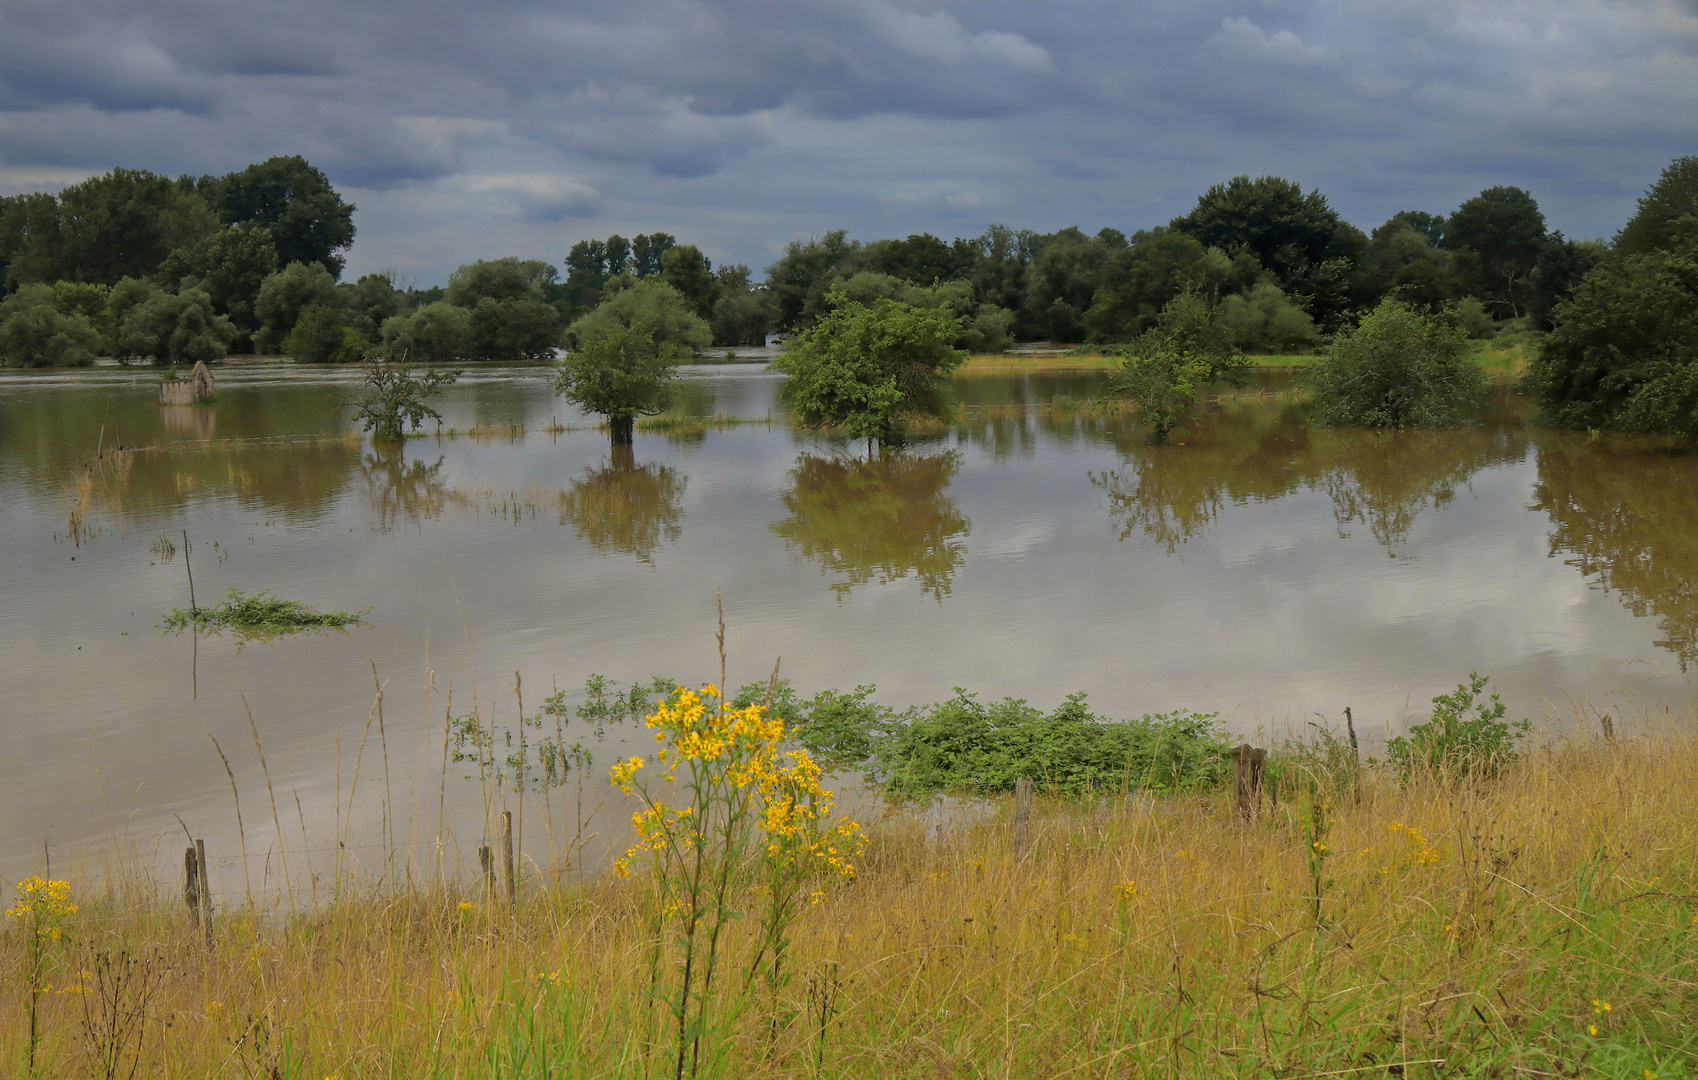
1174,176,1351,306
557,280,710,444
764,230,868,330
1445,186,1547,319
631,232,677,278
156,222,280,349
1615,155,1698,257
659,244,718,319
197,156,357,277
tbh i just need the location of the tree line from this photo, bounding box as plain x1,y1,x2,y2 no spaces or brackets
0,157,1605,370
2,153,1692,440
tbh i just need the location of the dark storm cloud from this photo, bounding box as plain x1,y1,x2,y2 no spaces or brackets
1,0,1693,279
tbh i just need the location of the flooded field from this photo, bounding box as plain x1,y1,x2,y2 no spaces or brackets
2,360,1694,894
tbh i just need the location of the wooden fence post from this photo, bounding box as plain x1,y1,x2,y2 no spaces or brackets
1231,745,1267,822
1013,776,1033,859
183,847,200,929
501,810,516,910
479,844,494,899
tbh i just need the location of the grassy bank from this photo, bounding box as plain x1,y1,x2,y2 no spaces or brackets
967,338,1533,377
5,723,1695,1078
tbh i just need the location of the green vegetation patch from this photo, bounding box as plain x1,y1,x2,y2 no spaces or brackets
162,586,369,636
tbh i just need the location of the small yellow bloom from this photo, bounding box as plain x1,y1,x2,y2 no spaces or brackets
458,901,477,912
1589,1024,1598,1036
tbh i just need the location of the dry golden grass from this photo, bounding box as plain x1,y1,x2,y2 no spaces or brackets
6,730,1697,1078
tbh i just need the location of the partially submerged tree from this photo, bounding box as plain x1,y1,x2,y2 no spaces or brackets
553,324,676,445
1306,298,1484,428
1528,246,1698,437
772,289,967,453
0,284,102,367
350,359,460,443
1103,293,1248,444
555,280,709,444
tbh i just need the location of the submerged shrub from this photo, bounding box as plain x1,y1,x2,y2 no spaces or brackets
1307,298,1484,428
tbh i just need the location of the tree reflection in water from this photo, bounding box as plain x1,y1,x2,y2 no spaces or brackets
771,451,969,600
1532,439,1698,669
1092,395,1527,553
361,448,448,531
557,444,686,564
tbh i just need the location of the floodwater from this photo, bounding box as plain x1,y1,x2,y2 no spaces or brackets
2,360,1695,897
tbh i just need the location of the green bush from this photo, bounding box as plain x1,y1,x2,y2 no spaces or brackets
1306,298,1484,428
0,284,102,367
380,302,472,363
286,304,349,363
872,691,1231,797
1385,672,1530,782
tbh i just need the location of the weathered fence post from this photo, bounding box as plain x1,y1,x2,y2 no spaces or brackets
1600,713,1615,741
1230,745,1267,822
183,846,200,929
500,810,516,910
1013,776,1033,859
479,844,495,899
184,839,213,947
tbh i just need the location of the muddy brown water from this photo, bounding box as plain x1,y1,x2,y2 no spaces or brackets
1,360,1694,897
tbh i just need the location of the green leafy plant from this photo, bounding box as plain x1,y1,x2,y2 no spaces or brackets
1103,292,1249,444
349,357,460,443
1385,672,1531,781
161,586,368,636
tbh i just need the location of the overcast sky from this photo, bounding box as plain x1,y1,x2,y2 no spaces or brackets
2,0,1694,284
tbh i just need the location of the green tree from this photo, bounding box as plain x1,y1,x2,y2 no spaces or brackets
114,285,235,365
865,233,972,285
659,244,719,320
1614,155,1698,257
630,232,677,278
1446,186,1547,318
286,304,357,364
564,278,710,355
444,257,556,306
8,169,219,287
1526,232,1604,331
0,193,62,289
709,264,773,347
466,297,560,362
1019,227,1122,342
197,156,357,277
1174,175,1358,326
379,302,472,363
554,323,676,445
253,261,339,353
1104,293,1248,444
339,273,403,338
1213,280,1320,353
1085,230,1241,342
764,230,869,330
1306,298,1483,428
350,360,460,442
556,280,709,443
1527,248,1698,437
772,289,966,452
156,222,280,349
0,284,102,367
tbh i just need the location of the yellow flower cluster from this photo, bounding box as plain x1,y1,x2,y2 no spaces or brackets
609,684,865,883
1381,822,1442,872
6,877,76,938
